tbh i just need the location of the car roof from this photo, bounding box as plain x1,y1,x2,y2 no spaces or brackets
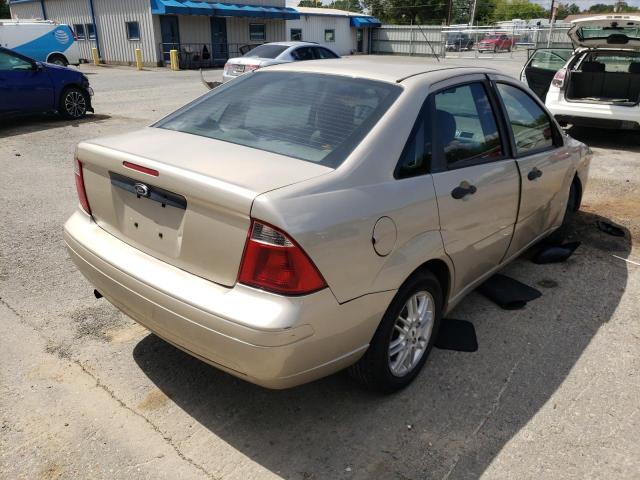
260,41,321,48
261,57,498,84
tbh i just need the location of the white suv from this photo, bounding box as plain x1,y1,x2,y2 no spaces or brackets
521,15,640,130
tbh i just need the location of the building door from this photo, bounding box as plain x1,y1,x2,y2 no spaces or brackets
160,15,180,64
211,17,228,66
356,29,363,53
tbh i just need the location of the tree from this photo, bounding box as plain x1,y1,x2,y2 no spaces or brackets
555,2,580,19
0,0,10,19
297,0,323,7
587,3,614,13
327,0,363,12
491,0,547,22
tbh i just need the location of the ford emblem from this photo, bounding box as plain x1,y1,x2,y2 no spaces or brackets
134,183,149,197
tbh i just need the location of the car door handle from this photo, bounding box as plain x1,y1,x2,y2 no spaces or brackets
527,168,543,181
451,183,477,199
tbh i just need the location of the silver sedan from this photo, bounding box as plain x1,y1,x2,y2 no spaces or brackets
221,41,340,82
64,59,590,392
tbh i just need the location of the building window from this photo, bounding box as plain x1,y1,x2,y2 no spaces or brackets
126,21,140,41
86,23,96,40
290,28,302,41
324,29,335,42
249,23,266,42
74,24,85,40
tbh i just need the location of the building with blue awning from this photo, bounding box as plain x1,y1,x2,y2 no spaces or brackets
288,7,381,55
8,0,308,67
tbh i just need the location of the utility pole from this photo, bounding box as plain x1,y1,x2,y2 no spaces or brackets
446,0,453,25
547,0,557,48
469,0,477,27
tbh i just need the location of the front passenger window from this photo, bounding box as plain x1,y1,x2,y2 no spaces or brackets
496,83,554,155
434,83,503,168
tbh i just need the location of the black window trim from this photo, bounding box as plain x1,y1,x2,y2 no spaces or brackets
74,23,86,40
393,94,434,179
430,78,512,173
290,28,302,41
126,21,141,41
249,23,266,42
491,77,564,160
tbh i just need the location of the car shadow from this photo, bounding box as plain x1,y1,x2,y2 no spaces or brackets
566,125,640,153
0,113,111,138
132,210,630,479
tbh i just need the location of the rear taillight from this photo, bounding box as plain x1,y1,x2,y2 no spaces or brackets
238,220,327,295
74,157,91,215
551,68,567,89
223,62,230,74
245,64,260,71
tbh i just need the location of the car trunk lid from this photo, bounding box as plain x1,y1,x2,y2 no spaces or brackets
77,127,331,287
569,15,640,49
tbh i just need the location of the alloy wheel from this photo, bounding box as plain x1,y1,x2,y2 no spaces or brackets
64,90,87,119
388,290,435,377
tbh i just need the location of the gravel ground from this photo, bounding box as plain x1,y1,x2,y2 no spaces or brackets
1,56,639,480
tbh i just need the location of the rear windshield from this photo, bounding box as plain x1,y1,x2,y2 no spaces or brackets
242,44,288,59
577,25,640,42
155,72,401,168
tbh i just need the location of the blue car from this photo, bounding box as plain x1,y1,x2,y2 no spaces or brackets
0,47,93,120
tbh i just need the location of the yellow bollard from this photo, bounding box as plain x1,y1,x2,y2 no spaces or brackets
91,47,100,66
169,49,179,71
135,48,143,70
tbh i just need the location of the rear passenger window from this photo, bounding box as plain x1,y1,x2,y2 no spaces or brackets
434,83,502,168
315,47,338,59
292,47,314,61
496,83,554,155
395,106,432,178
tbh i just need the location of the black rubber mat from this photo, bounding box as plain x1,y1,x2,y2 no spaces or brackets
435,319,478,352
597,220,625,237
532,241,581,264
477,274,542,310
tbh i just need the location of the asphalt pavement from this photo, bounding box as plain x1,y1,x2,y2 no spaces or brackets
1,56,639,480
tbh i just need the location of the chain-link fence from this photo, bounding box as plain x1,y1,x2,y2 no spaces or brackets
371,24,572,59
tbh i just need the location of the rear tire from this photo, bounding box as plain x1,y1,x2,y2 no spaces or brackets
48,54,68,67
349,271,443,393
59,87,88,120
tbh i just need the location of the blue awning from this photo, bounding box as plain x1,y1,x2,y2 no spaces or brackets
151,0,300,19
350,16,382,28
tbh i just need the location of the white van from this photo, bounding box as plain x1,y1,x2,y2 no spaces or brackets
0,19,81,66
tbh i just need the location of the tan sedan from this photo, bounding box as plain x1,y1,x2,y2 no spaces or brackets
64,59,591,392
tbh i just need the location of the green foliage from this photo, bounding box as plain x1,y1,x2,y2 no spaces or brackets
298,0,362,11
587,2,638,13
0,0,10,19
555,2,580,19
491,0,547,22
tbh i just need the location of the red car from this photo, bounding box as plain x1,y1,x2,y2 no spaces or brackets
477,34,514,53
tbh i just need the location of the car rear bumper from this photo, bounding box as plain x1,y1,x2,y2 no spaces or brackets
546,88,640,129
63,210,393,388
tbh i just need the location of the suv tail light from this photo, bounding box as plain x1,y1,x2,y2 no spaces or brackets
74,157,91,215
551,68,567,89
238,221,327,295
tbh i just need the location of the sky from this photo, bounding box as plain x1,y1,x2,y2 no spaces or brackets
286,0,640,8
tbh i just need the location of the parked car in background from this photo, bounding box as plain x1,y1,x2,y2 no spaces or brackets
0,19,81,66
522,15,640,130
65,60,590,392
477,34,514,53
222,41,340,82
0,47,93,119
445,32,474,51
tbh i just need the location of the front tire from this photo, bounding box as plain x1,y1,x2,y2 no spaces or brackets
59,87,89,120
349,271,443,393
48,54,68,67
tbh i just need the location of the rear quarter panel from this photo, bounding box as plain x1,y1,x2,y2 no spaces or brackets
251,80,452,304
